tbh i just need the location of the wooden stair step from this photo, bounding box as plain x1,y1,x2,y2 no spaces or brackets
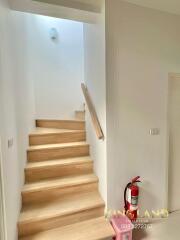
36,119,85,130
27,142,89,162
25,156,93,182
22,174,98,204
30,128,80,134
18,191,105,237
20,217,115,240
29,128,86,146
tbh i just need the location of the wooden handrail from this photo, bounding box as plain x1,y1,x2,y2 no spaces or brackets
81,83,104,140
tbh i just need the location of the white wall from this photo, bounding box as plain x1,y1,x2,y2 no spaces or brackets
12,11,36,181
83,4,107,203
123,0,180,16
106,0,180,212
0,12,85,239
0,4,20,239
0,5,35,240
28,16,84,119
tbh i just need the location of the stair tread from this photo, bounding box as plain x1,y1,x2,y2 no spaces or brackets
19,191,104,223
19,118,107,238
36,119,85,130
26,156,92,169
20,217,114,240
23,174,98,193
37,119,85,123
30,128,84,136
28,142,88,151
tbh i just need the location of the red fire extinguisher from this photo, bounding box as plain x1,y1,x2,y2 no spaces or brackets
124,176,141,221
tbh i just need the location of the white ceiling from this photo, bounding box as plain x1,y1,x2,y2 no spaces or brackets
10,0,101,24
123,0,180,15
33,0,103,13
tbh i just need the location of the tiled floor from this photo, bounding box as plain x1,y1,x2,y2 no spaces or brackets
133,211,180,240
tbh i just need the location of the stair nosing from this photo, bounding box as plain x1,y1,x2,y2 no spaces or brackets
25,157,93,170
29,130,86,137
18,217,114,240
18,118,106,238
36,119,85,123
19,201,104,224
27,142,89,152
22,175,99,194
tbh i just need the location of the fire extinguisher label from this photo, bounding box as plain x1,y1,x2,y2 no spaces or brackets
126,188,131,203
131,196,138,205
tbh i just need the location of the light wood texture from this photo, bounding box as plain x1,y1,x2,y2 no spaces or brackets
25,156,93,182
18,119,114,239
36,119,85,130
81,83,104,140
31,128,78,134
20,217,114,240
75,110,85,120
29,128,86,146
27,142,89,162
22,174,98,204
18,191,105,237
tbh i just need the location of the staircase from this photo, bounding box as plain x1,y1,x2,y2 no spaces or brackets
18,117,114,240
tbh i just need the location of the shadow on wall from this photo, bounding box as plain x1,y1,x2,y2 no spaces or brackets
139,182,159,214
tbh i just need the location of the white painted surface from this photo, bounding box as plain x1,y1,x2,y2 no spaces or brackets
34,0,103,13
123,0,180,16
9,0,100,23
12,12,36,174
168,74,180,212
0,6,35,240
106,1,180,212
0,3,21,240
28,15,84,119
83,3,107,203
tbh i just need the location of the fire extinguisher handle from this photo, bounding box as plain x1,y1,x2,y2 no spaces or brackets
132,176,140,183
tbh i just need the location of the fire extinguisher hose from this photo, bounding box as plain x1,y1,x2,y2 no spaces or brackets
124,182,131,212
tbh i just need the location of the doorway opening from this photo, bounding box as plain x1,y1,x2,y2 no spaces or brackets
168,73,180,212
0,138,7,240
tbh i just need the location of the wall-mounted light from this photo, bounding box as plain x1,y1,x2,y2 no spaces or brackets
49,28,58,40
